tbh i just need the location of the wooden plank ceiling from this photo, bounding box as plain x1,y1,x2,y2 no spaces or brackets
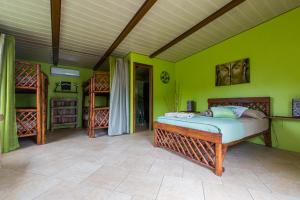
0,0,300,68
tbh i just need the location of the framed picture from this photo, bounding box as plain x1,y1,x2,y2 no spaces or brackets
216,64,231,86
216,58,250,86
292,99,300,117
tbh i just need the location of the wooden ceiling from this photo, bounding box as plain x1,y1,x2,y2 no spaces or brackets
0,0,299,68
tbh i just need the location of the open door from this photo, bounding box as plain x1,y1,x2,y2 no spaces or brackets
133,63,153,133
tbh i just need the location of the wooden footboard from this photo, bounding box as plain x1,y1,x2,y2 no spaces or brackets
154,97,271,176
154,122,224,176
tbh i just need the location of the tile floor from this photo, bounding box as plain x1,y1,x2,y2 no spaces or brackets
1,129,300,200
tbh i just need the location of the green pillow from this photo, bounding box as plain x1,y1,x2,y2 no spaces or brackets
211,107,237,118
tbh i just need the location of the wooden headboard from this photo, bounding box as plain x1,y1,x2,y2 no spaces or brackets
208,97,271,116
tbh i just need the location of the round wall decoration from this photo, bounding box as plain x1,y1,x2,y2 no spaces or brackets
160,71,170,84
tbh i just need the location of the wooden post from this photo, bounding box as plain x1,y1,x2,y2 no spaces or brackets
82,84,85,129
215,143,223,176
91,75,95,138
41,73,46,144
88,79,92,136
263,130,272,147
89,76,96,138
36,64,42,145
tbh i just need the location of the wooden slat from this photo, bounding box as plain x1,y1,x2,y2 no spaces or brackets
36,64,42,144
93,0,157,70
154,122,222,143
150,0,246,58
50,0,61,65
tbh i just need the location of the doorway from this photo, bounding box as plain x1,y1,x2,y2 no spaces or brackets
133,63,153,133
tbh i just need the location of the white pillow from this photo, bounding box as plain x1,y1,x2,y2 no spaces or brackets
242,109,266,119
224,106,248,118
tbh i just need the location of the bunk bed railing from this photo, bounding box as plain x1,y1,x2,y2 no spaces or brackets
15,61,39,89
16,109,37,137
94,107,109,128
94,72,110,93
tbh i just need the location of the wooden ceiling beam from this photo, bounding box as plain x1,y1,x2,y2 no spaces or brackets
50,0,61,65
94,0,157,70
150,0,246,58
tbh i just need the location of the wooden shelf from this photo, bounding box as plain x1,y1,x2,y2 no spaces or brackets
52,122,77,126
53,114,77,118
52,106,77,109
270,116,300,120
51,98,78,131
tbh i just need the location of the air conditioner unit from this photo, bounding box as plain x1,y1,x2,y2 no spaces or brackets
51,67,80,77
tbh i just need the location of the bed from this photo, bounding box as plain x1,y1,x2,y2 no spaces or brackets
15,61,48,144
82,72,110,138
153,97,271,176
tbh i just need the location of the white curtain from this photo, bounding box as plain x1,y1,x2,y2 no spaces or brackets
108,58,129,135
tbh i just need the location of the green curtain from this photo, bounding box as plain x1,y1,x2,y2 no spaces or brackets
0,34,19,153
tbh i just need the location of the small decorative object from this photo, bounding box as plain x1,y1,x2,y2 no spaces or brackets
292,99,300,117
160,71,170,84
61,81,71,91
216,58,250,86
55,81,78,93
187,100,195,112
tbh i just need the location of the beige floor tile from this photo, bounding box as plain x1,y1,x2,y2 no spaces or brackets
125,145,153,157
98,151,130,166
118,155,155,173
254,162,300,182
131,195,155,200
203,182,253,200
183,161,222,184
2,129,300,200
34,182,92,200
259,175,300,197
23,157,77,176
221,168,270,192
249,189,300,200
149,159,183,177
80,165,129,190
1,175,61,200
52,161,102,183
116,173,163,199
157,176,204,200
85,188,132,200
224,154,263,171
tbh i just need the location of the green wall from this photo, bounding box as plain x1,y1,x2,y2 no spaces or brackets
127,52,175,133
16,61,93,129
174,7,300,152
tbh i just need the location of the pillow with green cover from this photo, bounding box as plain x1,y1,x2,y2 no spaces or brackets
211,107,237,118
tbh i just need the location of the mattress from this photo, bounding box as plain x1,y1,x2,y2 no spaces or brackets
156,116,269,144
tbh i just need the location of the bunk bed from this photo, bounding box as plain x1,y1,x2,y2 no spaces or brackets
83,72,110,138
15,61,48,144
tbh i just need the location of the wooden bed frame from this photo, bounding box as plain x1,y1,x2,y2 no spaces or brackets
83,72,110,138
15,61,48,144
153,97,271,176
